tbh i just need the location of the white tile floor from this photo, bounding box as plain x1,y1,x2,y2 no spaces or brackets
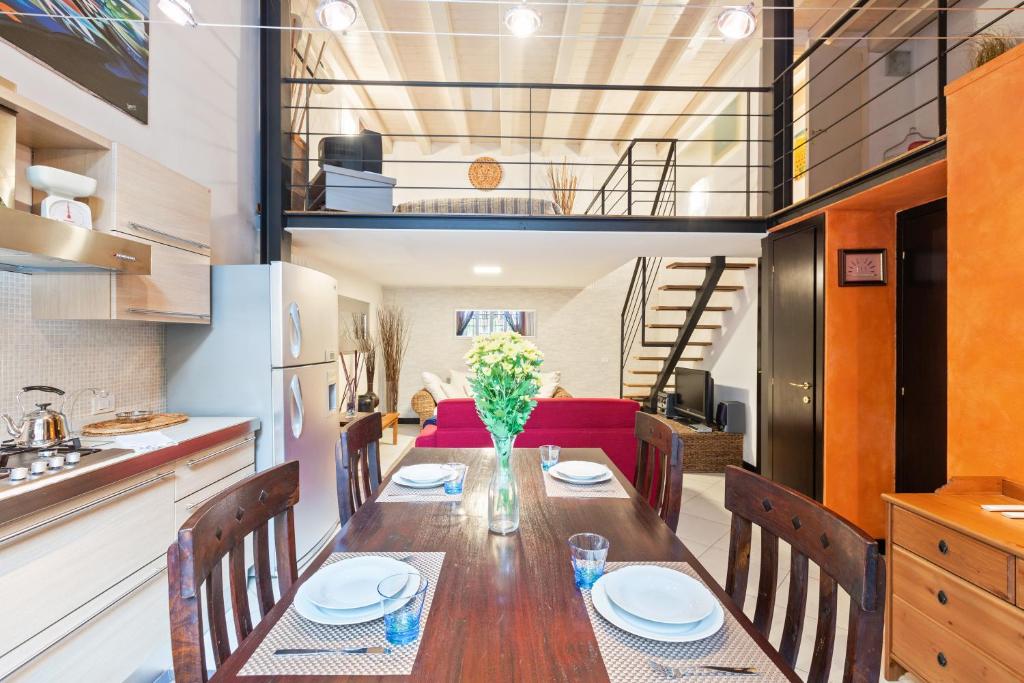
676,473,920,683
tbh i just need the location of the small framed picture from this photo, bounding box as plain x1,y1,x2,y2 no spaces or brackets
839,249,887,286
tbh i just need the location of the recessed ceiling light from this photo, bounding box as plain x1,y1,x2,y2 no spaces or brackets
473,265,502,275
158,0,197,27
504,2,542,38
317,0,358,32
717,4,757,40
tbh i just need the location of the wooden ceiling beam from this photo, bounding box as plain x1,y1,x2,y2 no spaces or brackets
356,0,432,154
425,1,474,155
539,3,587,155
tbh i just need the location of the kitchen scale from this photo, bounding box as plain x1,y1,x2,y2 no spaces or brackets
26,165,97,229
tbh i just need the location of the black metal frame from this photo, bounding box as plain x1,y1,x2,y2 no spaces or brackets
260,0,289,264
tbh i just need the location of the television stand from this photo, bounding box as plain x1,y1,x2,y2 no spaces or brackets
670,421,744,473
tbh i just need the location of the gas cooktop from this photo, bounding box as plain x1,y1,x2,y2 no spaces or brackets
0,438,132,487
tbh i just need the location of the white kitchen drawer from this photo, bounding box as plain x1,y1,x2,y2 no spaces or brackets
175,464,256,528
3,560,170,682
0,469,174,662
174,435,256,501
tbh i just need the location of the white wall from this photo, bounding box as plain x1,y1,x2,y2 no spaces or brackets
694,266,759,466
383,262,634,418
0,2,260,264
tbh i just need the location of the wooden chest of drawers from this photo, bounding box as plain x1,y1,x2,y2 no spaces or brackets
883,478,1024,682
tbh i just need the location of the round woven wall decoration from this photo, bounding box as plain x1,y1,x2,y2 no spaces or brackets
468,156,503,190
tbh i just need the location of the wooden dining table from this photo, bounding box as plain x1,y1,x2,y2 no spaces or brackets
213,447,802,682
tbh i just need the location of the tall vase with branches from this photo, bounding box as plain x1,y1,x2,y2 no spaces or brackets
340,313,371,416
546,158,578,215
377,305,411,414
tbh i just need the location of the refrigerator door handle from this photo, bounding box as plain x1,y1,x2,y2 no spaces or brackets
288,302,302,359
290,374,305,438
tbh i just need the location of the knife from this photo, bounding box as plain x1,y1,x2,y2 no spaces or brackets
701,665,757,675
274,647,392,655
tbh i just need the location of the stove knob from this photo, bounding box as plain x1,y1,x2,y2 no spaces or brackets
65,451,81,465
47,455,65,470
37,449,56,459
30,460,47,475
9,467,28,481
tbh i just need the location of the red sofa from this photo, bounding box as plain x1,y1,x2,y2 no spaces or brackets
415,398,641,480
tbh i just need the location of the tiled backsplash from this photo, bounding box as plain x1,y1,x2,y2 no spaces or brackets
0,271,165,432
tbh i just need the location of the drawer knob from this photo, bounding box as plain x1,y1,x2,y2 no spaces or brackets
937,590,948,605
937,652,948,667
937,539,949,554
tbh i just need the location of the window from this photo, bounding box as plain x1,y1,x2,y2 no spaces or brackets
455,310,536,337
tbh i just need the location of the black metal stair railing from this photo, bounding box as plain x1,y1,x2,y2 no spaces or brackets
619,255,726,410
585,139,678,217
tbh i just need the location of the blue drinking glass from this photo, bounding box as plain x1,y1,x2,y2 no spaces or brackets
378,573,429,645
568,533,610,589
539,445,561,471
443,462,468,494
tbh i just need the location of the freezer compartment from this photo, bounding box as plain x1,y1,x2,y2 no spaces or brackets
270,261,339,369
271,362,341,563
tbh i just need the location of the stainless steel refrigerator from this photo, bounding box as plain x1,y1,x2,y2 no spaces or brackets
166,262,341,567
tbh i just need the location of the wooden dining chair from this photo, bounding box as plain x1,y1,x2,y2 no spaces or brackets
166,461,300,683
633,411,684,530
337,411,383,525
723,465,885,683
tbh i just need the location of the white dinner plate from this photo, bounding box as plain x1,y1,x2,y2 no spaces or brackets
549,468,613,485
393,474,447,488
303,556,420,611
294,589,386,626
603,565,717,625
591,575,724,642
398,464,452,483
551,461,610,480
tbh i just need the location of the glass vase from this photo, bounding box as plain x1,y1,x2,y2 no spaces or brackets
488,434,520,535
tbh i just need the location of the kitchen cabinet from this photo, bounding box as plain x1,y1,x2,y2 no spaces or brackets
0,426,257,680
29,143,212,324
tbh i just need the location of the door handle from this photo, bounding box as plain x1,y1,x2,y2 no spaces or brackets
288,302,302,359
290,375,304,438
788,381,812,390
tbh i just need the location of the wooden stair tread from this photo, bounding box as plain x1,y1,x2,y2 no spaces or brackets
658,284,743,292
666,261,756,270
653,305,732,312
633,356,702,361
647,323,720,330
623,382,654,388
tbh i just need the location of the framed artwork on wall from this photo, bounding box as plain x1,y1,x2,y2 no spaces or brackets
0,1,150,122
839,248,887,286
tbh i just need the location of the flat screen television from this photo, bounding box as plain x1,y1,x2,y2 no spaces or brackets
674,368,714,425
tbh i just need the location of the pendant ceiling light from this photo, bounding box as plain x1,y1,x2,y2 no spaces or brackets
504,2,542,38
158,0,197,27
317,0,358,32
716,4,757,40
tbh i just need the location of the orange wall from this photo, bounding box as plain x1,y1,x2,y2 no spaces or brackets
946,44,1024,481
822,210,897,538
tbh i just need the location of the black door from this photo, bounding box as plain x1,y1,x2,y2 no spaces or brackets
897,199,947,492
759,216,824,499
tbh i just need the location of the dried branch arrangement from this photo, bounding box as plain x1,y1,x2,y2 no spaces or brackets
340,313,373,411
377,305,411,413
546,158,579,215
971,30,1020,69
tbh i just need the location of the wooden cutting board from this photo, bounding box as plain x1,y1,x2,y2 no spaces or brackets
82,413,189,436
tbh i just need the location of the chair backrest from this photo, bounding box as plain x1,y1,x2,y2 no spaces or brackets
337,411,383,524
723,466,885,683
167,461,300,683
633,412,684,530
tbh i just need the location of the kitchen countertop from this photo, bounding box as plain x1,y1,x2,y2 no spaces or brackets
0,416,260,526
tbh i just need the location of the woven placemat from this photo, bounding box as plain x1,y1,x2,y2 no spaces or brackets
543,471,630,499
238,552,444,677
377,478,463,503
584,562,791,682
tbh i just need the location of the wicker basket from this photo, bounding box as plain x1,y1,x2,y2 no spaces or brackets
675,427,744,473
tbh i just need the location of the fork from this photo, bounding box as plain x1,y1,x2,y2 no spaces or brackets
648,659,758,677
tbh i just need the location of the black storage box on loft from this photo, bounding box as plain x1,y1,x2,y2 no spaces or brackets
318,130,383,174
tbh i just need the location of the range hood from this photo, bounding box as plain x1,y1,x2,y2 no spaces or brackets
0,205,150,274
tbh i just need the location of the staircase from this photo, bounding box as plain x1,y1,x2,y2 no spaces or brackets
619,257,757,407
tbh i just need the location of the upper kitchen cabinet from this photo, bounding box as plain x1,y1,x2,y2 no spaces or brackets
32,144,211,256
30,144,212,324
